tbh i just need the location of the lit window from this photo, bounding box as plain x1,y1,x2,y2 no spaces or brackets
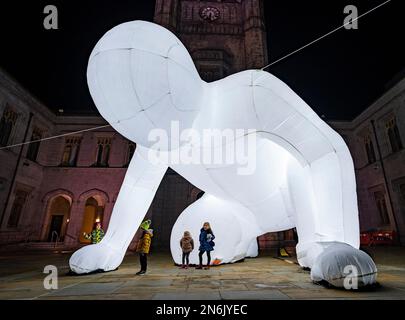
61,137,81,166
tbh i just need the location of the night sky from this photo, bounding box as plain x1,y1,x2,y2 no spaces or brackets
0,0,403,120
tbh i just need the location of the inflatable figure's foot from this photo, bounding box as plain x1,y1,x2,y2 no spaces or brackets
69,243,124,274
310,242,377,289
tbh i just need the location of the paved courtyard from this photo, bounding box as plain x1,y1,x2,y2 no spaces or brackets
0,247,405,300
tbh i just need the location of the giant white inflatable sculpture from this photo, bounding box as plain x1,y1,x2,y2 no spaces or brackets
69,21,377,287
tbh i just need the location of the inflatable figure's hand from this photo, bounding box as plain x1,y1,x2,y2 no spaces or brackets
69,243,124,274
69,147,167,274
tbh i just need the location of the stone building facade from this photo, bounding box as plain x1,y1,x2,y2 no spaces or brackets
0,0,404,253
154,0,268,80
330,77,405,244
0,69,128,247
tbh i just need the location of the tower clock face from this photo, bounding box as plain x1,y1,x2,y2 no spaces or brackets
200,6,220,22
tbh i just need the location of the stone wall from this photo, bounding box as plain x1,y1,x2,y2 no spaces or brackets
330,78,405,244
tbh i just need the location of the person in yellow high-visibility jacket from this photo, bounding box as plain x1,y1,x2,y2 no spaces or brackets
83,222,104,244
136,219,153,275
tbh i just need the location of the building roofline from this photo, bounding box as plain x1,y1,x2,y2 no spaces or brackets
328,76,405,129
350,76,405,126
0,67,57,121
0,68,102,125
55,110,101,117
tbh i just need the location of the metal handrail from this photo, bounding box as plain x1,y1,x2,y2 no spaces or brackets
50,231,60,248
64,233,79,243
24,229,35,243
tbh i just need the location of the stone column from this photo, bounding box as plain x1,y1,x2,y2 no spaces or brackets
243,0,268,69
153,0,179,32
102,200,114,232
64,200,83,247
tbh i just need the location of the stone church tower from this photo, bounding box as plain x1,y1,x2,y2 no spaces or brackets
149,0,292,252
154,0,268,79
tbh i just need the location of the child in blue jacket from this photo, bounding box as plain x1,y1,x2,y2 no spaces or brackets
196,222,215,270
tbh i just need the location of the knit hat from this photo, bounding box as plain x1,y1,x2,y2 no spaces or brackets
140,219,151,230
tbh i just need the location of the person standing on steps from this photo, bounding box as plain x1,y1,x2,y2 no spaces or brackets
135,219,153,276
83,221,104,244
196,222,215,270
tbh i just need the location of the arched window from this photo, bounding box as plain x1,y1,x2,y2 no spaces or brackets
386,118,403,153
45,195,71,241
61,145,72,165
0,108,18,147
7,190,29,228
26,128,42,161
94,137,111,167
125,142,136,167
399,183,405,207
364,134,376,164
96,144,104,165
104,144,110,164
61,137,81,166
79,197,104,243
373,191,390,226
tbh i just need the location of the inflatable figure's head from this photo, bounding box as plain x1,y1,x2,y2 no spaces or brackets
87,21,204,150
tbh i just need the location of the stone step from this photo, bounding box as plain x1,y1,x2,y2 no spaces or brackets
0,242,79,252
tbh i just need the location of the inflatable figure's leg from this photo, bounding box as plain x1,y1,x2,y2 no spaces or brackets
170,194,260,265
69,147,167,274
287,134,377,287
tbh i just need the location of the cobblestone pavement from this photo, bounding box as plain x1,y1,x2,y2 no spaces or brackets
0,247,404,300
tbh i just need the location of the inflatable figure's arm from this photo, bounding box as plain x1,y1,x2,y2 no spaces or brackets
69,146,167,274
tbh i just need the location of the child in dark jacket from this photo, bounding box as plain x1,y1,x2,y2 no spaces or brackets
196,222,215,270
180,231,194,269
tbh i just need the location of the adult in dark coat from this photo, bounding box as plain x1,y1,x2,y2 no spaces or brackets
196,222,215,270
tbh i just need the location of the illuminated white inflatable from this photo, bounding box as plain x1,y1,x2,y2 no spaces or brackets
69,21,377,287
